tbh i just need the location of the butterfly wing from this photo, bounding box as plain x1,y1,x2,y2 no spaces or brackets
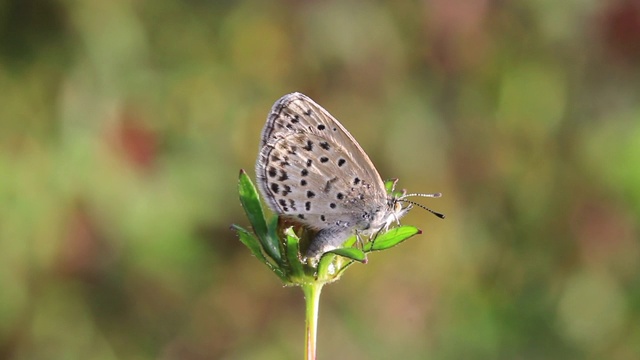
258,92,387,196
257,132,387,231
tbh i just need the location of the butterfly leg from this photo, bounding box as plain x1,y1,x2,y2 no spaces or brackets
368,226,386,250
354,230,366,250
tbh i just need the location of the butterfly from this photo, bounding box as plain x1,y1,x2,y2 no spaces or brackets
255,92,443,258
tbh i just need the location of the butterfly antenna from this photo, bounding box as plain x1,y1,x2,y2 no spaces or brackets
398,199,445,219
402,192,442,199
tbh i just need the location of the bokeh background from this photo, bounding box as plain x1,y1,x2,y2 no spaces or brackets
2,0,639,359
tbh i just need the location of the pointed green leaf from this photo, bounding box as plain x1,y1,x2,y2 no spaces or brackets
232,224,265,259
232,224,287,280
364,226,421,252
327,247,367,263
238,170,281,263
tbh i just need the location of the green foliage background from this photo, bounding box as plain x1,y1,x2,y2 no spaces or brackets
1,1,639,359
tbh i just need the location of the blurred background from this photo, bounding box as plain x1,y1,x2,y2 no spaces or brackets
1,0,639,359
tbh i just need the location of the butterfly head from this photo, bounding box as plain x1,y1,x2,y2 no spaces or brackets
365,190,442,237
384,179,445,222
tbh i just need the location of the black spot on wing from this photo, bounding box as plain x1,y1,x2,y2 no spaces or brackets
303,140,313,151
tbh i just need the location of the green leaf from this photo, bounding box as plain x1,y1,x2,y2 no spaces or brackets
342,234,358,248
316,252,337,278
232,224,264,259
327,247,367,263
384,178,406,198
267,214,284,258
284,227,304,278
238,170,281,263
364,226,421,252
384,178,398,194
232,224,287,280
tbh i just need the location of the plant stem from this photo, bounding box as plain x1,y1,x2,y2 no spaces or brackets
302,282,323,360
